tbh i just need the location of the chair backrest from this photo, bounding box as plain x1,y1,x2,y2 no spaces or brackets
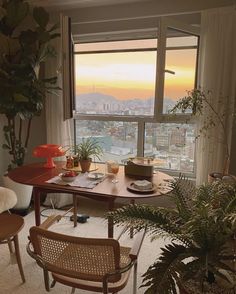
29,226,122,282
0,187,17,213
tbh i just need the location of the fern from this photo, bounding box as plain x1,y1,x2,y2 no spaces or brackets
106,178,236,293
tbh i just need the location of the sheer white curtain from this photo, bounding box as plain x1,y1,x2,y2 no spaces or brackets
44,37,74,207
196,6,236,185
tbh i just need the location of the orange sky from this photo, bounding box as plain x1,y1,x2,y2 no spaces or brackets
75,49,196,101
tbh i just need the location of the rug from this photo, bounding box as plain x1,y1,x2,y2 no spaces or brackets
0,209,168,294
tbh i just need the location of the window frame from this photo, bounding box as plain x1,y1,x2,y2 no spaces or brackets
73,17,200,177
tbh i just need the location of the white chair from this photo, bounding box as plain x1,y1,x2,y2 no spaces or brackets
0,187,17,213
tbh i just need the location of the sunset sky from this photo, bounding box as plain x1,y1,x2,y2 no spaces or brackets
75,43,197,101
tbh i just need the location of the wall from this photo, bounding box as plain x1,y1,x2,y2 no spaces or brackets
0,111,47,185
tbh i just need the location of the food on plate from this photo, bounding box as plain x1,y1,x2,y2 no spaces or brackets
63,171,77,177
60,171,77,182
133,180,152,191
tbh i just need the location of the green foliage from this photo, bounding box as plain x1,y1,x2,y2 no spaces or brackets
0,0,60,170
169,88,235,174
107,178,236,293
75,138,103,161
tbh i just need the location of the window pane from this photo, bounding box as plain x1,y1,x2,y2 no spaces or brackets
163,49,197,113
144,123,195,173
74,40,157,116
166,28,198,47
75,39,158,52
163,30,198,114
75,120,138,163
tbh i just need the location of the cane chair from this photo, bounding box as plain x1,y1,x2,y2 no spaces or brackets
0,187,25,283
27,215,145,294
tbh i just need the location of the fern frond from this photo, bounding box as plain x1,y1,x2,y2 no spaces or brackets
169,175,195,220
141,242,191,294
107,204,181,237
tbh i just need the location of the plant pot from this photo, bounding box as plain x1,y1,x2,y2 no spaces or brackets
208,172,236,184
179,279,232,294
3,174,33,214
79,159,92,173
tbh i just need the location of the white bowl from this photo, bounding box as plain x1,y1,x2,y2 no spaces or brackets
61,176,76,182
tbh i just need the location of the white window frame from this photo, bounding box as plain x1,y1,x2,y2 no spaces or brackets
73,17,200,177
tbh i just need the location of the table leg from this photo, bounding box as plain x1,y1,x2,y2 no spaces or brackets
130,199,135,239
73,194,78,228
108,199,115,238
33,187,41,226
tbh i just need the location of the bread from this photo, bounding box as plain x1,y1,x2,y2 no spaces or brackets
133,180,152,190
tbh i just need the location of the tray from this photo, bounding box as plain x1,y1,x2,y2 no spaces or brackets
63,163,98,172
127,182,157,194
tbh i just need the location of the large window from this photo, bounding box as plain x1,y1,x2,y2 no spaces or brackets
73,19,200,176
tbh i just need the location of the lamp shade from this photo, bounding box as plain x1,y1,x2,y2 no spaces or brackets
33,144,66,168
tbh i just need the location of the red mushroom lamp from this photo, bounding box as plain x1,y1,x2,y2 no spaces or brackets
33,144,66,168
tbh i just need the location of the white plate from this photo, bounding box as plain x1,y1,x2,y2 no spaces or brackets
87,172,105,180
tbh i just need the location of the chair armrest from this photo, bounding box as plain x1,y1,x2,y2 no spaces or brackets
129,229,146,261
39,214,62,230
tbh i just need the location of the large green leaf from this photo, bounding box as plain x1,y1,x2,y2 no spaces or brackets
33,7,49,28
5,0,29,31
13,93,29,102
0,7,6,21
19,29,38,45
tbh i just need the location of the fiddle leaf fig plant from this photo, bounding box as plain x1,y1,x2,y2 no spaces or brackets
0,0,60,170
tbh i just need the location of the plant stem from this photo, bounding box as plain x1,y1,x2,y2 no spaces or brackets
7,116,17,163
19,118,22,147
24,117,32,149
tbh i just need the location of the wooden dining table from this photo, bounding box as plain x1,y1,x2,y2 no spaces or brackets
8,161,173,238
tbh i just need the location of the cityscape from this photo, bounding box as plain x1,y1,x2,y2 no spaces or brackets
75,93,195,173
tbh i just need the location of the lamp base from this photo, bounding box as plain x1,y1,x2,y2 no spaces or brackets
44,157,55,168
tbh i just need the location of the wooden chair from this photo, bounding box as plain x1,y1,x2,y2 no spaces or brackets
0,187,25,283
27,215,145,294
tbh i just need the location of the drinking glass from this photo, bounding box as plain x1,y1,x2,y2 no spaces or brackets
110,161,119,184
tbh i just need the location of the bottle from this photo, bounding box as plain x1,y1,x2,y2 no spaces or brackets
73,155,79,167
66,155,74,169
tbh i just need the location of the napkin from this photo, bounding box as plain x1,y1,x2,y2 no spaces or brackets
46,173,104,189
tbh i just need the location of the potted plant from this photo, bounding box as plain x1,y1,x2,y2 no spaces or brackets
75,137,103,173
107,177,236,293
169,88,235,182
0,0,60,212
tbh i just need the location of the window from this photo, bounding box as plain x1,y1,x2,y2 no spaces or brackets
73,18,200,176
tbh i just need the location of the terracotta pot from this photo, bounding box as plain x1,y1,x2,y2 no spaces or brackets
79,159,92,173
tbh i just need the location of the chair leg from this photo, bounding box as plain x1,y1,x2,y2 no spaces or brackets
43,268,50,292
133,260,137,294
71,287,76,294
51,279,56,288
13,235,25,283
7,238,14,253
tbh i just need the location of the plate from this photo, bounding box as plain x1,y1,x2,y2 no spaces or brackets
87,172,105,180
127,182,157,194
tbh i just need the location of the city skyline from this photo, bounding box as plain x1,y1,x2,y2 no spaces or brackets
75,49,196,101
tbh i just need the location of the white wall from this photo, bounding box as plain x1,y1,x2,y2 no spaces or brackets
0,112,46,185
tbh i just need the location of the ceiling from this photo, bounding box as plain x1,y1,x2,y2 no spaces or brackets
29,0,150,9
